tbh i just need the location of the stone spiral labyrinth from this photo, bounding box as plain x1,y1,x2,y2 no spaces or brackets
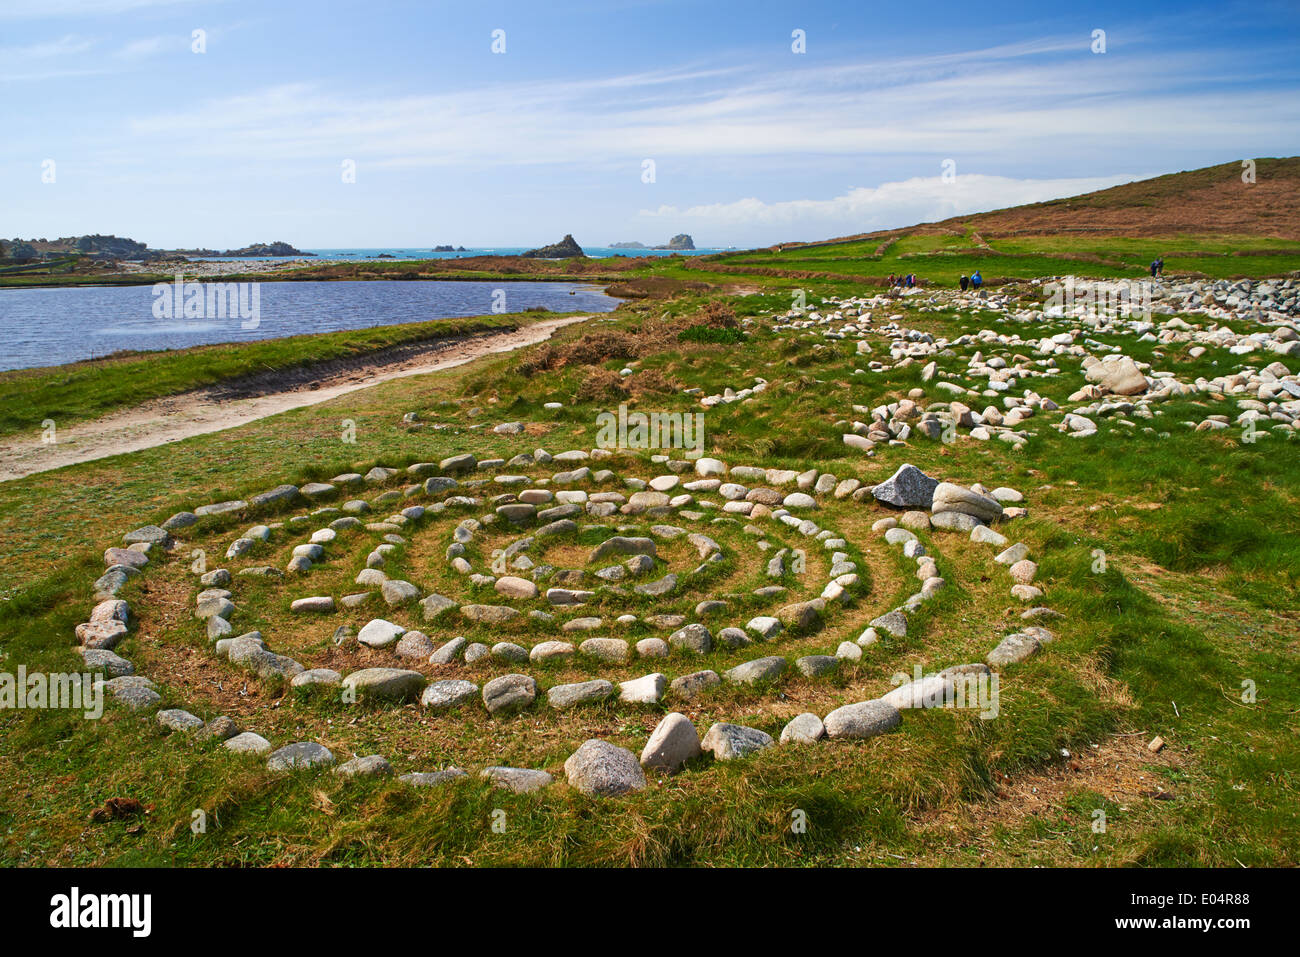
79,445,1061,797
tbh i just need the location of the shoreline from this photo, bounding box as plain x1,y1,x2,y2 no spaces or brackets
0,314,592,483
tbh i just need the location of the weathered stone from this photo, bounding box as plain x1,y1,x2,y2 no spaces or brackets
461,604,521,624
724,656,787,685
395,631,436,659
669,670,720,700
872,464,939,509
290,596,335,614
931,482,1003,522
578,637,628,662
156,708,205,732
701,723,774,760
342,668,426,701
795,655,838,678
482,674,537,715
618,672,666,704
267,741,334,771
357,619,405,648
869,610,908,638
494,576,538,600
777,599,823,632
823,700,902,739
335,755,394,778
564,739,646,796
400,769,467,787
780,712,825,744
986,632,1040,666
223,731,272,755
640,713,702,773
667,623,712,654
429,636,468,664
421,679,479,710
291,668,342,688
480,767,553,794
381,579,421,606
420,593,457,621
548,679,615,709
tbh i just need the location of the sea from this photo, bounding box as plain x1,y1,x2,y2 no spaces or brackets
0,279,618,372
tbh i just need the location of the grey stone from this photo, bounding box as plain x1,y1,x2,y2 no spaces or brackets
482,674,537,715
564,739,646,796
700,723,774,760
420,592,458,621
986,632,1041,666
335,755,394,778
357,619,406,648
869,610,908,638
931,482,1003,522
342,668,426,701
640,713,702,773
156,708,204,732
724,656,787,685
400,769,467,787
668,623,712,654
548,679,615,709
480,767,553,794
823,700,902,739
670,670,720,700
429,636,468,664
461,604,521,624
872,464,939,509
795,655,838,678
780,712,826,744
223,731,272,755
421,679,479,710
267,741,335,771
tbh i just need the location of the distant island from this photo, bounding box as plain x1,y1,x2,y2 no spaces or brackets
433,245,468,252
2,233,162,261
610,234,695,250
214,241,314,258
0,235,315,262
522,234,585,259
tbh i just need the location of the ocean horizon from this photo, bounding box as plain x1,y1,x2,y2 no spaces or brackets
191,246,733,262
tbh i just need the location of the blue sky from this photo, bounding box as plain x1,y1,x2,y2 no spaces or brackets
3,0,1298,249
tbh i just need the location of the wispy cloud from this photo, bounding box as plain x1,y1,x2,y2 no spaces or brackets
0,0,209,18
637,173,1144,238
115,34,179,58
115,38,1300,173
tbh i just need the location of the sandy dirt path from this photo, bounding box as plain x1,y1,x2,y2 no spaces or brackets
0,315,590,483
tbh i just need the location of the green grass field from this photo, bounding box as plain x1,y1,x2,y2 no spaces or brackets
0,269,1295,867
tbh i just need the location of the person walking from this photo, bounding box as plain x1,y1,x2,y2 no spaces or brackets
971,270,982,290
959,274,969,291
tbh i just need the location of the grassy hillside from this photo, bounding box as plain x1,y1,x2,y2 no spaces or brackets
0,283,1295,867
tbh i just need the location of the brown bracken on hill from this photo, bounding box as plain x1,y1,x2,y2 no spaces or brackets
787,157,1300,248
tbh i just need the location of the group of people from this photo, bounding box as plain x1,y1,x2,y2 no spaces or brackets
887,273,918,288
1149,257,1165,277
959,270,983,291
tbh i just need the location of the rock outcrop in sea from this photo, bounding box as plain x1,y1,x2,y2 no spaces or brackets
522,234,585,259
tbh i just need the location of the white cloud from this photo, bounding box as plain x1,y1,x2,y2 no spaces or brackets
111,36,1300,173
115,34,179,58
635,173,1144,243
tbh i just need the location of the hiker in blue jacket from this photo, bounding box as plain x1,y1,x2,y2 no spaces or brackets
971,270,982,289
